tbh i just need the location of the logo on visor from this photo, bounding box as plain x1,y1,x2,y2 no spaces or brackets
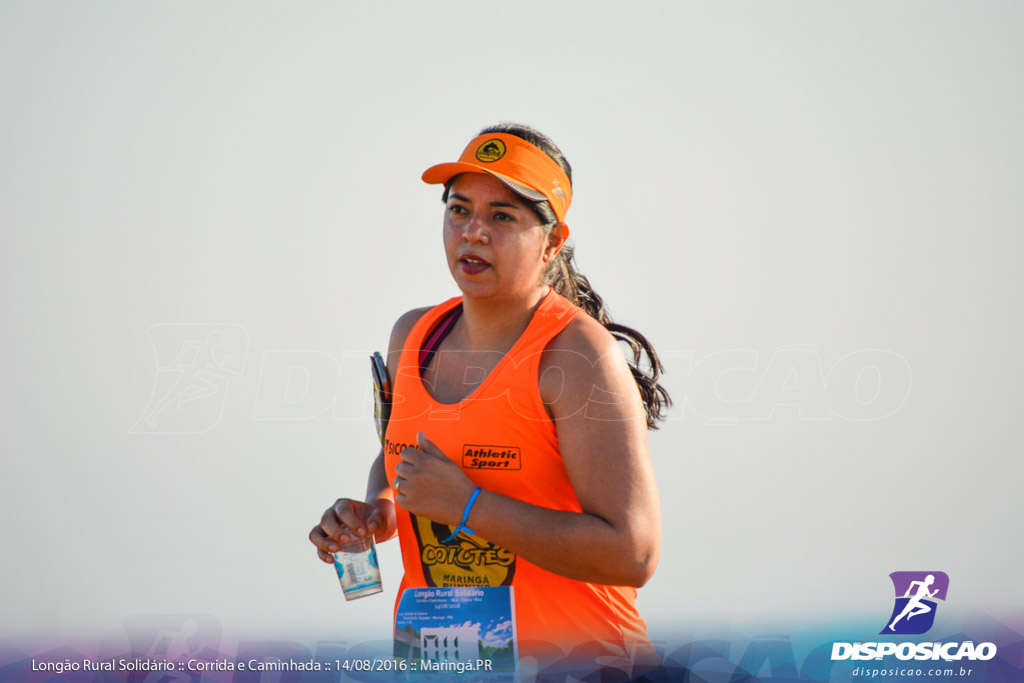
475,139,506,163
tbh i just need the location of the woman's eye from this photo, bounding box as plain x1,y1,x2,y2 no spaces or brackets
448,204,468,215
494,211,515,222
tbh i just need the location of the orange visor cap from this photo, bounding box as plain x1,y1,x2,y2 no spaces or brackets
422,133,572,223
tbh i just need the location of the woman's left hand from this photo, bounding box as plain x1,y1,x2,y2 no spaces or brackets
393,431,476,525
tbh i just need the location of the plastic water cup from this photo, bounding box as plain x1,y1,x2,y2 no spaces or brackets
333,536,383,601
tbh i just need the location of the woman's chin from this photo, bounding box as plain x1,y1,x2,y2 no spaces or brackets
454,280,497,299
450,268,495,296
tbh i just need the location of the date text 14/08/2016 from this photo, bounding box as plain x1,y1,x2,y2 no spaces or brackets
339,659,494,674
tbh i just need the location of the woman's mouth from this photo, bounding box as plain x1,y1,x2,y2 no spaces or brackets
459,255,490,274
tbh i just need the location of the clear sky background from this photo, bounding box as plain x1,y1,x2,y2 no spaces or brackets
2,1,1022,648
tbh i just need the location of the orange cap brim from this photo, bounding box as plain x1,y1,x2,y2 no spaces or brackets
422,133,571,223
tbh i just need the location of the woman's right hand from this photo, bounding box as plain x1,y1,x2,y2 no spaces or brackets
309,498,397,564
308,311,421,564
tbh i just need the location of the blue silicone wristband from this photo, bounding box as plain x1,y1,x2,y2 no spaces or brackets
441,487,482,543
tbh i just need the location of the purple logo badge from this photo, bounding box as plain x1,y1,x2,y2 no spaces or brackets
880,571,949,635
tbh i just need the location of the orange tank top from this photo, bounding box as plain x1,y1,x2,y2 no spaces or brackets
383,288,655,668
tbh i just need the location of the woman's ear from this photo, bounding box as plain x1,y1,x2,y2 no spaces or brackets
543,223,570,262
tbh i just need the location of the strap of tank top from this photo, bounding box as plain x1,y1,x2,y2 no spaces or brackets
507,289,580,358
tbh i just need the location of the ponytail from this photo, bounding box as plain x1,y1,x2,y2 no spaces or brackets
547,243,672,429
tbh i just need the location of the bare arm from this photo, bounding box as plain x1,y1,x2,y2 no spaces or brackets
309,306,430,563
394,316,661,587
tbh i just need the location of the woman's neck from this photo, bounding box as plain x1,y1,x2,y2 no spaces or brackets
458,286,549,351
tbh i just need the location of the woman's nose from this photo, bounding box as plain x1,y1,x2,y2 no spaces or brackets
462,213,490,243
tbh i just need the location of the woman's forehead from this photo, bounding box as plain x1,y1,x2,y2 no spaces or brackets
448,172,527,206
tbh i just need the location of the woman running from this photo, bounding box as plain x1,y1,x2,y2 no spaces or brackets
310,123,671,677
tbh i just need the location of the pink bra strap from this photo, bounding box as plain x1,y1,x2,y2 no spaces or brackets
418,304,463,371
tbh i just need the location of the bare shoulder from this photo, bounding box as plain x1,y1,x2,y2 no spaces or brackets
544,312,625,369
385,306,433,373
539,313,640,413
389,306,433,348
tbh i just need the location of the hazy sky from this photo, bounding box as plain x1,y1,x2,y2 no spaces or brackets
2,1,1022,647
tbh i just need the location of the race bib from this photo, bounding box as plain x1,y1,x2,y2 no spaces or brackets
395,586,518,680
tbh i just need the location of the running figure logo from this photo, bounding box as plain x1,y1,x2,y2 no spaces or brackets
880,571,949,635
130,324,248,434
